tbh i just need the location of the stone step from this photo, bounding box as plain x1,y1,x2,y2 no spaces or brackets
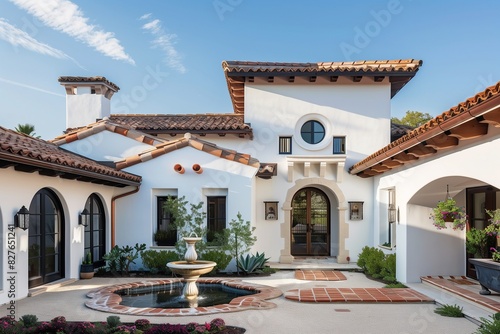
28,278,77,297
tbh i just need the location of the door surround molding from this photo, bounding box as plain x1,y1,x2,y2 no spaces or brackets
280,178,349,264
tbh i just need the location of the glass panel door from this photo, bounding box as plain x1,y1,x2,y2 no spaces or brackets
291,188,330,256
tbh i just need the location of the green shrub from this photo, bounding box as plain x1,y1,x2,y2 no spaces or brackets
103,243,146,275
476,313,500,333
141,250,179,273
357,246,397,283
384,282,407,288
20,314,38,328
200,249,232,272
106,315,121,328
434,304,464,317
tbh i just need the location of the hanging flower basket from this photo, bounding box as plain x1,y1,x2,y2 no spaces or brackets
429,198,467,230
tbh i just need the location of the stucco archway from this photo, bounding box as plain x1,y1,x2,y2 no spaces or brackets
279,178,348,264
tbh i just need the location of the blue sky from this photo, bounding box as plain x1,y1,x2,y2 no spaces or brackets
1,0,500,139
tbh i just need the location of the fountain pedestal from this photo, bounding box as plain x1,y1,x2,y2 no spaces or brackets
167,236,216,307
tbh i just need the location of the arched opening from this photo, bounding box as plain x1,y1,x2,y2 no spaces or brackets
291,187,330,256
84,194,106,268
28,188,65,288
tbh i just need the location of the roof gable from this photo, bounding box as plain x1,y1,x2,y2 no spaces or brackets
350,81,500,177
0,126,141,187
222,59,422,114
115,133,259,170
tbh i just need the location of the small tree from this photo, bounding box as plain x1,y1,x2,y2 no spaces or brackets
163,196,207,257
217,212,256,274
391,111,433,128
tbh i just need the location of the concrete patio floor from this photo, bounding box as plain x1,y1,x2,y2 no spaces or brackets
15,270,485,334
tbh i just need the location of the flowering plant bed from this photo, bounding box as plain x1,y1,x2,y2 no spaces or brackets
0,315,245,334
429,198,467,230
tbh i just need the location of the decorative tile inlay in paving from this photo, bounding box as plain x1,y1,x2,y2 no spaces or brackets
421,276,500,313
284,287,433,303
294,270,347,281
85,278,282,316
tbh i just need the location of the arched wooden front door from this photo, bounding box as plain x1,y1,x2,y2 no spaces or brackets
28,188,64,288
291,187,330,256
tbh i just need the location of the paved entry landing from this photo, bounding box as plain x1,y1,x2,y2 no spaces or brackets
285,287,433,303
421,275,500,313
295,270,347,281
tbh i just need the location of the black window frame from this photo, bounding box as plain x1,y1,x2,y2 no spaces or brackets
156,196,178,246
333,136,346,154
84,194,105,268
207,196,226,243
279,136,292,154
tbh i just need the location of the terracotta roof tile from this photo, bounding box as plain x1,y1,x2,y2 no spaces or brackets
115,133,259,170
52,120,165,146
222,59,422,114
58,76,120,91
0,126,141,187
222,59,422,74
107,114,253,138
350,81,500,176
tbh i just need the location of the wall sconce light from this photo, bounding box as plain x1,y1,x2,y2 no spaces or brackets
388,205,397,223
79,208,90,227
348,201,363,220
15,205,30,230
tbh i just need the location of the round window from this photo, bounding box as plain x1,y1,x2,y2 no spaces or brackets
300,120,325,144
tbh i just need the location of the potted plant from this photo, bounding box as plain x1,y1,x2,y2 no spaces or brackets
80,251,94,279
429,198,467,230
466,228,493,258
485,209,500,248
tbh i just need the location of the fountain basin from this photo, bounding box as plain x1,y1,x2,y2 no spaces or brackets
85,278,282,316
167,260,216,276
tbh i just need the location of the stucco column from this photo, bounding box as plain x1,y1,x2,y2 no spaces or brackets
337,205,349,264
279,204,294,263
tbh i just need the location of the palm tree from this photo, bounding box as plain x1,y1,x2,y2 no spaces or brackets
15,123,40,138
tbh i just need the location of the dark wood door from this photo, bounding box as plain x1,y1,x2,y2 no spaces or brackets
291,188,330,256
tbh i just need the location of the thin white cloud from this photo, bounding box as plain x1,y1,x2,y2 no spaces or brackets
10,0,135,65
140,14,186,74
0,18,86,69
0,18,69,59
0,77,65,97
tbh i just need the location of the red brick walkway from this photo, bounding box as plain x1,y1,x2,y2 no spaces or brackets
285,287,433,303
421,276,500,312
295,270,347,281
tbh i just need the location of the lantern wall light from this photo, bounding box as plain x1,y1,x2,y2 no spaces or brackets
14,205,30,230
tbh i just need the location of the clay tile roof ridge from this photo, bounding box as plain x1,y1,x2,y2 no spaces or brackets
58,76,120,91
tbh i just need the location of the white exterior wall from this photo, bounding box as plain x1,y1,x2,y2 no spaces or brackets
0,167,126,304
376,128,500,283
114,146,257,268
62,131,153,162
235,80,391,262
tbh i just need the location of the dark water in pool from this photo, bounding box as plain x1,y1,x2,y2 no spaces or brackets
117,283,255,308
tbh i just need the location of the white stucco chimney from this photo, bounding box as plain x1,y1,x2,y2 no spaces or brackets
58,76,119,129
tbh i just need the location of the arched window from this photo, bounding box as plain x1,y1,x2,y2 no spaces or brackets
84,194,105,267
29,188,64,287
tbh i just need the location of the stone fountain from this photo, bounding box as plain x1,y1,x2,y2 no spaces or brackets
167,235,216,307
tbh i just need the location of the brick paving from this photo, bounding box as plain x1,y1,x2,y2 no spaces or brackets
421,275,500,313
295,270,347,281
285,270,433,303
284,287,433,303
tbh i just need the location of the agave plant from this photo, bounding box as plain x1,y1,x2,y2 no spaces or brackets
236,252,270,275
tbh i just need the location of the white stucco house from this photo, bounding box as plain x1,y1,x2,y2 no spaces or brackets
2,58,500,304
